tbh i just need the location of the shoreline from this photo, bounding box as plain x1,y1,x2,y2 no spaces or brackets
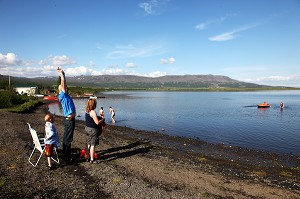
0,102,299,198
103,121,300,160
105,123,300,186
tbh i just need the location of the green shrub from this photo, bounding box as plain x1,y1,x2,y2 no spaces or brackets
0,91,13,108
10,92,29,105
9,99,42,113
0,90,42,112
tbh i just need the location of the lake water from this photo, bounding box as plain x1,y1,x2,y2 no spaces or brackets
49,90,300,156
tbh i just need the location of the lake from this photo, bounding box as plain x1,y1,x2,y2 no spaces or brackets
49,90,300,156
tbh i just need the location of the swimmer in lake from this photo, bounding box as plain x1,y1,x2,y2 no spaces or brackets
280,102,284,109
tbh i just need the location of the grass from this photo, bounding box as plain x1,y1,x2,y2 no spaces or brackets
198,155,208,162
113,177,122,185
252,171,267,177
8,99,42,113
291,167,300,171
0,176,7,187
280,171,293,178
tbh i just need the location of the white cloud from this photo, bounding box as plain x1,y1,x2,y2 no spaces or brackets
209,21,262,42
160,59,168,64
101,67,125,75
243,75,300,82
209,31,236,41
107,44,166,59
0,53,21,67
40,55,77,66
138,0,170,15
195,23,207,31
65,66,93,76
195,14,237,30
160,57,175,64
23,60,35,66
240,75,300,87
0,66,44,77
43,65,57,71
88,66,167,78
168,57,175,64
94,66,166,77
142,71,167,77
125,62,136,68
139,2,155,15
87,61,96,67
51,55,77,66
39,59,48,65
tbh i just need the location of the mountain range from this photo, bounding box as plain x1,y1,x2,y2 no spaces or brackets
0,74,287,89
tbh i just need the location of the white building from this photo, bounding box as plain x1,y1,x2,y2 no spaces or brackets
15,86,37,96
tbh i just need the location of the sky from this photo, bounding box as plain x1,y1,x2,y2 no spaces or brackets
0,0,300,87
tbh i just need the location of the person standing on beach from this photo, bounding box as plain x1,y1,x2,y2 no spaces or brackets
85,97,105,163
57,67,76,162
44,113,60,169
109,106,115,123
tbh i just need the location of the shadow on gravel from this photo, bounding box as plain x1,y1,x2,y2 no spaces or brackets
59,141,153,164
97,141,153,162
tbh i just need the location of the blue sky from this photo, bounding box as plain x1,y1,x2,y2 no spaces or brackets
1,0,300,87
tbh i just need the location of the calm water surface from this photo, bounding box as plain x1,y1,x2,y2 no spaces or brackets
49,91,300,156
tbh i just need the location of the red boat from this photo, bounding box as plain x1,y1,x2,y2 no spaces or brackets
257,102,270,108
43,96,58,101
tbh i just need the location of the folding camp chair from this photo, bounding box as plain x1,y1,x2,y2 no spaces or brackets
27,123,59,167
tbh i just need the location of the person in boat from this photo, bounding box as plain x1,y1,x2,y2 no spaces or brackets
280,102,284,109
57,67,76,162
263,101,267,106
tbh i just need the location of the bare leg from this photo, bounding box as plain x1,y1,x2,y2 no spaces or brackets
47,157,52,167
111,116,115,123
85,144,90,160
90,145,95,162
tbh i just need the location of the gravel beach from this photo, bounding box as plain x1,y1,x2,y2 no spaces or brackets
0,102,299,198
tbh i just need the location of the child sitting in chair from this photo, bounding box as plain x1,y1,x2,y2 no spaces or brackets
44,113,60,169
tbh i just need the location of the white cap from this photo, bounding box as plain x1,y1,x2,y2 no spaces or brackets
90,96,97,99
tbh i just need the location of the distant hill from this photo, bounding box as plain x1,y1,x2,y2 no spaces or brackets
0,74,288,89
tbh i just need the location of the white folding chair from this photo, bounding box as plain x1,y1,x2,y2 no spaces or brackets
27,123,59,167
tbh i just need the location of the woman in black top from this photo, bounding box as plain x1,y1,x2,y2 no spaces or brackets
85,98,105,163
